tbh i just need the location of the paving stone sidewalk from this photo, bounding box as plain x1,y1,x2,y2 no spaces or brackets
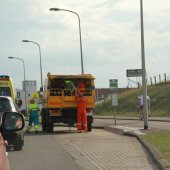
56,128,159,170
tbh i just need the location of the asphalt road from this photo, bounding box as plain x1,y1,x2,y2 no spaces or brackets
7,121,160,170
8,128,81,170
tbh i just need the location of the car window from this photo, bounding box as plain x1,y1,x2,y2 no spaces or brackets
4,113,23,130
0,98,12,112
0,97,18,112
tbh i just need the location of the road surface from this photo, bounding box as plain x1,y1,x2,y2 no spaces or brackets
8,125,159,170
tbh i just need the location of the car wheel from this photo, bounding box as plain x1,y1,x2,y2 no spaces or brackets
22,138,24,146
14,137,22,151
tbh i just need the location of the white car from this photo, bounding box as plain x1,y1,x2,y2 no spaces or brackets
0,96,25,151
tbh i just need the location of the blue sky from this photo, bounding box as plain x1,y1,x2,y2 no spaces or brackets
1,0,170,89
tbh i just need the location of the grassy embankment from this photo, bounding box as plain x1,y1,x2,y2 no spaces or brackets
94,82,170,117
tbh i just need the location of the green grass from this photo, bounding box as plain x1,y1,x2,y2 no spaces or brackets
144,132,170,164
95,82,170,117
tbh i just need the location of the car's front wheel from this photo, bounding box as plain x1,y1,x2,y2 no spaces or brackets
14,136,22,151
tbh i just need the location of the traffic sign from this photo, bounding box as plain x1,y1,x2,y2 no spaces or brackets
109,79,118,89
112,93,118,106
126,69,142,77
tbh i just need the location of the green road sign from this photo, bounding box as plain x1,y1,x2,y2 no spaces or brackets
109,79,118,89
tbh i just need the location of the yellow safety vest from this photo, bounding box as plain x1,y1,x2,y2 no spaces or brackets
29,103,39,111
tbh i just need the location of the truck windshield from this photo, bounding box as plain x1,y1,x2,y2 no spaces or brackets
0,87,11,97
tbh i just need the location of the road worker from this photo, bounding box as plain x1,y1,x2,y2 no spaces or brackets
64,80,76,96
26,99,39,134
75,92,88,133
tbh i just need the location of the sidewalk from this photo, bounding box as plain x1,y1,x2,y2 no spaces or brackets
103,123,170,170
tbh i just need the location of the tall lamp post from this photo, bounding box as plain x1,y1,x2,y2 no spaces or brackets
49,8,84,74
140,0,148,129
22,40,43,91
8,56,27,109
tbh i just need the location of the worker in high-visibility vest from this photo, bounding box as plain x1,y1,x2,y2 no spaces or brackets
26,99,39,134
64,80,76,96
75,92,88,133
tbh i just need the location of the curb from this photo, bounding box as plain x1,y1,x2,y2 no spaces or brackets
104,125,170,170
94,116,170,122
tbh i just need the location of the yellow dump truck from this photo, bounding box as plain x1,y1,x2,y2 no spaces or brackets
41,73,95,133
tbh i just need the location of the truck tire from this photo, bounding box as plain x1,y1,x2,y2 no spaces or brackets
41,109,47,132
46,123,53,133
87,122,92,132
42,122,46,132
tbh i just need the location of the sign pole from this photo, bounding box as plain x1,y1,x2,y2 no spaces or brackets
110,79,118,126
114,108,117,125
114,103,117,125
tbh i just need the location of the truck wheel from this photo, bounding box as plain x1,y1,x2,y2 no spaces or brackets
46,123,53,133
87,123,92,132
42,122,46,132
41,109,47,132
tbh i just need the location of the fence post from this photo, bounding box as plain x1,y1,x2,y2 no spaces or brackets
154,76,156,85
159,74,161,84
150,77,152,86
164,73,166,83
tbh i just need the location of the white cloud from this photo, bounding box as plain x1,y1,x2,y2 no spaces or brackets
0,0,170,89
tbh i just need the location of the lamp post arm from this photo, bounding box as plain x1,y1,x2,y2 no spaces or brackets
10,57,25,84
59,9,84,74
27,41,43,89
8,57,26,101
16,58,26,100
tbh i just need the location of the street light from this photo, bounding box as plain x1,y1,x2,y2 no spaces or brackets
49,8,84,74
22,40,43,91
140,0,148,129
8,56,27,109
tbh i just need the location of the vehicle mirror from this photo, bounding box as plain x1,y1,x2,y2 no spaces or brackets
2,112,25,131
